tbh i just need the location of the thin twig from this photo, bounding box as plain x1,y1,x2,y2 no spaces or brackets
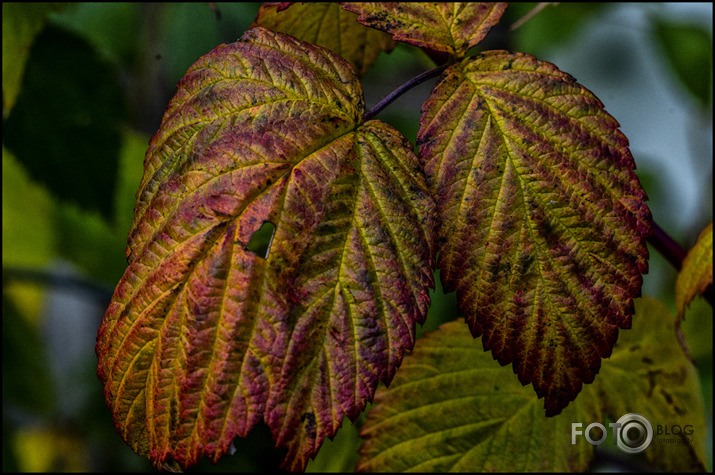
363,63,449,122
510,2,558,31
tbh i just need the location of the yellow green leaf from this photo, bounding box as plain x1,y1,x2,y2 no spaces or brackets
358,297,707,471
595,298,708,472
342,2,507,57
253,2,396,76
2,146,57,323
358,319,600,472
418,51,651,416
675,222,713,320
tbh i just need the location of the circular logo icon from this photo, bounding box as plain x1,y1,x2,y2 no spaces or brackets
615,413,653,454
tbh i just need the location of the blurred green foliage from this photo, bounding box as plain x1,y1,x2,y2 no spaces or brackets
651,16,713,110
505,2,608,57
2,3,711,472
4,24,125,220
2,3,65,118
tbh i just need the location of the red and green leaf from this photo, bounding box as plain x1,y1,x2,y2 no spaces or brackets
253,2,396,76
96,27,436,471
418,50,651,416
342,2,507,57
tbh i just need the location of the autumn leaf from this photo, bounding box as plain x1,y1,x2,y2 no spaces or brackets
675,222,713,320
252,2,396,76
342,2,507,57
96,27,436,471
418,50,651,416
358,298,707,472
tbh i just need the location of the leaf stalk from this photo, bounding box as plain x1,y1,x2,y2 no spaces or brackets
363,63,449,121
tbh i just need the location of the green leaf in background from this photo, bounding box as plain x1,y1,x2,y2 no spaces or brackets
358,319,601,472
1,2,64,118
651,17,713,110
45,3,141,68
2,147,57,322
1,147,56,269
595,298,708,472
3,24,126,221
358,297,707,472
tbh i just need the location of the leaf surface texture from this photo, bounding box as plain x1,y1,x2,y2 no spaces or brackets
418,51,651,416
342,2,507,56
96,27,435,471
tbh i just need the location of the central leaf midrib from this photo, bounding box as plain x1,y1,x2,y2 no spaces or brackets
464,86,611,384
466,76,639,256
124,121,361,319
471,81,628,316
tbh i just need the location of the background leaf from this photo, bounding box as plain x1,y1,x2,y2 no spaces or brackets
418,50,652,416
1,2,64,118
358,297,707,472
96,27,435,471
2,147,58,321
357,319,600,472
595,298,708,472
253,2,396,76
3,24,126,221
675,222,713,319
342,2,507,57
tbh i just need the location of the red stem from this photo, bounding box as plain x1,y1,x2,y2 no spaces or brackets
363,63,449,121
648,220,687,271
